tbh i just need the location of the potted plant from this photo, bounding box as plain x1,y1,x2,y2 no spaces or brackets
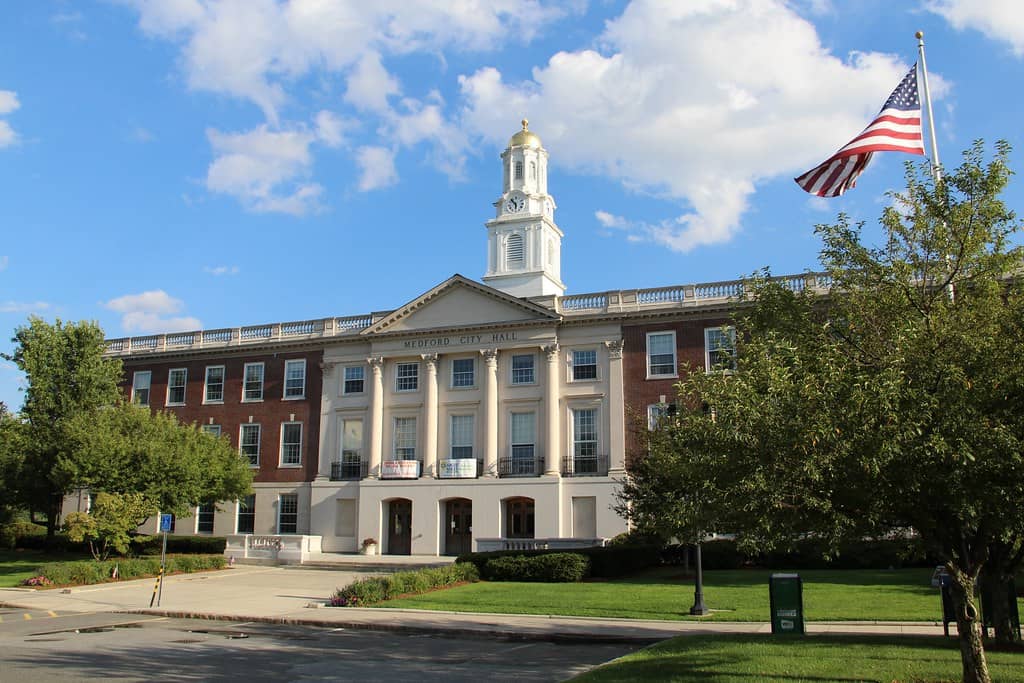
360,538,378,556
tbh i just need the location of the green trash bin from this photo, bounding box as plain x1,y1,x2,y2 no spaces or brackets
770,573,805,635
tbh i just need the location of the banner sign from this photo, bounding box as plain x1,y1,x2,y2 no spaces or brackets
438,459,477,479
381,460,420,479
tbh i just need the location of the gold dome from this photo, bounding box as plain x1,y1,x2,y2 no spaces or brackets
508,118,542,149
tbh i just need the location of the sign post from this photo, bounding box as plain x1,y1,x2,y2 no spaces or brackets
151,513,172,607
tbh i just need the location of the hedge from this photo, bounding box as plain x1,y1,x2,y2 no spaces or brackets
661,537,941,570
457,543,661,579
330,562,480,607
484,553,589,582
29,554,227,586
130,535,227,555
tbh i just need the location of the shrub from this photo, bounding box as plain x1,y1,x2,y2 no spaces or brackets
130,535,227,556
458,544,661,580
330,562,479,607
33,554,227,586
485,553,590,582
1,521,46,549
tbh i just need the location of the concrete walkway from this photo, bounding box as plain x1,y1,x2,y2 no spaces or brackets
0,563,949,644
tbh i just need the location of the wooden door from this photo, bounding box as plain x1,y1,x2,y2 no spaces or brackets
387,499,412,555
444,499,472,556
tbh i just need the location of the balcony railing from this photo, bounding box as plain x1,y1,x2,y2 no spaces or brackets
561,454,610,477
498,456,544,478
330,460,368,481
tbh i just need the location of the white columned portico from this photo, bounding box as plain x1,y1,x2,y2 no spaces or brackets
316,361,337,480
482,349,499,477
544,343,560,476
422,353,439,477
606,339,626,474
368,356,385,478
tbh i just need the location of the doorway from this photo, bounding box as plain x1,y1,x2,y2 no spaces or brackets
444,498,473,556
387,499,412,555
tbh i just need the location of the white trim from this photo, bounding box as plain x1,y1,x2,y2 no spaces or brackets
283,358,306,400
166,367,187,406
395,361,419,393
239,423,261,468
510,352,536,385
203,365,225,404
704,326,737,373
131,370,151,406
646,330,678,379
242,362,265,402
279,421,303,468
342,365,365,395
450,356,476,389
449,414,475,460
236,494,255,534
277,492,298,534
569,348,599,382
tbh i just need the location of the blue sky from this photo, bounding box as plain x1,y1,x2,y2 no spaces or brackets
2,0,1023,410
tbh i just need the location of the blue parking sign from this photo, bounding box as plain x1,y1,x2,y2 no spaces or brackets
159,514,173,533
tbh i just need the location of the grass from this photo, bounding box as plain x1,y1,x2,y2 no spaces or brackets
0,548,91,588
571,634,1024,682
381,567,1024,622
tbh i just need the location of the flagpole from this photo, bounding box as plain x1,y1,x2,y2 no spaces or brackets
916,31,942,182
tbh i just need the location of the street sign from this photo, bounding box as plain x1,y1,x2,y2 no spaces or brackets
159,514,173,533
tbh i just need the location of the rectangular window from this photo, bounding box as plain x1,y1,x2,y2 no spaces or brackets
343,365,365,394
204,365,225,403
573,408,598,458
705,326,737,372
647,331,677,377
240,424,261,466
572,349,598,381
393,417,417,460
396,362,419,392
202,424,222,437
131,371,151,406
196,503,215,534
339,419,363,479
166,368,187,405
243,362,264,401
511,354,535,384
236,494,255,534
514,160,524,179
647,403,677,431
511,412,535,461
278,493,298,534
450,415,474,459
280,422,302,466
451,358,475,388
284,359,306,399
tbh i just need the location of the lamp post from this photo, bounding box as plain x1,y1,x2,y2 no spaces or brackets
689,540,709,615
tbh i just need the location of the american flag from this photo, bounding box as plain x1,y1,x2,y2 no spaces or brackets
795,65,925,197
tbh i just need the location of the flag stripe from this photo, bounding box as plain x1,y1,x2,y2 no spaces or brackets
796,65,924,197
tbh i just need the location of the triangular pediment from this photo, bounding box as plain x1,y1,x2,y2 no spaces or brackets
362,274,560,335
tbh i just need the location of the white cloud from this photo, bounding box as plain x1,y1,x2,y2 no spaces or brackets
926,0,1024,56
129,126,155,142
0,255,8,271
105,290,202,334
459,0,928,252
203,265,239,276
344,51,401,113
314,110,355,149
206,124,323,215
0,301,50,314
595,210,629,230
0,90,19,148
356,145,398,191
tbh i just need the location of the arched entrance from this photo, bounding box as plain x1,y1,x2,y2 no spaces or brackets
386,498,412,555
444,498,473,556
505,497,535,539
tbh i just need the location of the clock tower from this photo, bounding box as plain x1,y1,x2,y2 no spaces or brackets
483,120,565,298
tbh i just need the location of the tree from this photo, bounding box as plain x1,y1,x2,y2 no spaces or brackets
620,142,1024,683
65,402,254,520
65,492,157,560
1,319,122,535
0,403,24,527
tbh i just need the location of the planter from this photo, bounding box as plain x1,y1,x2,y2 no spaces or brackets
360,543,378,556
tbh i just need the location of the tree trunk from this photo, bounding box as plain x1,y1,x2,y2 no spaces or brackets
949,569,991,683
979,570,1021,644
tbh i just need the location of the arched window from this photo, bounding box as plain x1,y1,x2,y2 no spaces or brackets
506,233,524,269
547,238,555,267
529,161,536,180
514,161,523,180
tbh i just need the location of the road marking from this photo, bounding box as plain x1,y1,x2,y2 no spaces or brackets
48,611,58,617
23,613,32,620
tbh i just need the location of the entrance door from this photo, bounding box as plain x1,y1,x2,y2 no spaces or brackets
444,499,473,556
387,499,412,555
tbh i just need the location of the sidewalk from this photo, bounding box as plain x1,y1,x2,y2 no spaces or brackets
0,564,948,644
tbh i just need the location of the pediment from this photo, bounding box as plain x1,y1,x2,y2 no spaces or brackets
362,274,559,335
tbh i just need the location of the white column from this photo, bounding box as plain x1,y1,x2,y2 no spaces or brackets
482,349,499,477
605,340,625,474
368,356,385,478
544,344,560,476
315,361,337,481
422,353,439,477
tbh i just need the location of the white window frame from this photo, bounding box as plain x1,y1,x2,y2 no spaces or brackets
195,503,215,534
283,358,306,399
571,349,598,382
572,407,599,458
342,365,365,395
236,494,255,534
506,233,524,269
278,493,298,534
511,353,535,385
242,362,265,402
395,362,419,392
279,421,302,467
131,370,152,406
647,403,677,431
451,357,475,389
449,414,475,460
204,365,225,404
202,424,222,437
392,416,417,460
340,418,363,465
704,326,737,372
646,331,678,379
239,423,261,467
166,368,187,406
510,412,536,461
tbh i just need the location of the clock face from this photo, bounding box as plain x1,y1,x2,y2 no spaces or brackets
505,196,524,213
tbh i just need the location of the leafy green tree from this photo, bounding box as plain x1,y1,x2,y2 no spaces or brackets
66,402,253,519
64,492,157,560
0,403,25,528
620,142,1024,683
1,319,122,535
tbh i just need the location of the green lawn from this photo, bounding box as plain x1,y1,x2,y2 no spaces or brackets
381,567,978,622
572,634,1024,682
0,549,91,588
